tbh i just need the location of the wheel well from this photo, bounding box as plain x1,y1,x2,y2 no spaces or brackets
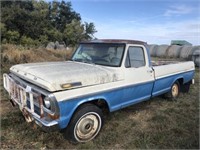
177,78,183,86
77,99,110,114
93,99,110,112
177,78,192,93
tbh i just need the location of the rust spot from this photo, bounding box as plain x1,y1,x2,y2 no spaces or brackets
81,39,147,45
17,87,20,100
48,114,59,120
38,95,44,118
22,108,33,122
33,123,37,129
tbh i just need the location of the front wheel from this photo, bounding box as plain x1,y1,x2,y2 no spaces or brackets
64,104,103,143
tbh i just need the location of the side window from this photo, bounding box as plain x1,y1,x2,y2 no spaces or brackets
126,46,145,68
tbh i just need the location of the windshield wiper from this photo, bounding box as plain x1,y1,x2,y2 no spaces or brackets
72,59,95,65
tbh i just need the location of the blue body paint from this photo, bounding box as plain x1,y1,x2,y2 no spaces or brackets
57,70,194,129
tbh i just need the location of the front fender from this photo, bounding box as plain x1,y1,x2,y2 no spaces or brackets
57,95,111,129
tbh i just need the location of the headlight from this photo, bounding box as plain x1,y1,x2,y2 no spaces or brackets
42,94,60,120
44,97,51,109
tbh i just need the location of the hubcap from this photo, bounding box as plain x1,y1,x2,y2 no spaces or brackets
172,84,179,97
74,112,101,142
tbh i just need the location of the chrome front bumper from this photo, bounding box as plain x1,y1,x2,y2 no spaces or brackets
3,73,59,132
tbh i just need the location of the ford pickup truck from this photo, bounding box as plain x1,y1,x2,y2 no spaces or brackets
3,39,195,143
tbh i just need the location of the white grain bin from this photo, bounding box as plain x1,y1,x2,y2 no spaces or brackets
189,46,200,60
148,44,158,57
155,45,169,57
192,48,200,67
194,57,200,67
179,46,193,59
167,45,182,58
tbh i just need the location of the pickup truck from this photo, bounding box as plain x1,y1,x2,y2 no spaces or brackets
3,39,195,143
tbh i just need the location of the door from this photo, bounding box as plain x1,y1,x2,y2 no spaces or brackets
122,45,154,108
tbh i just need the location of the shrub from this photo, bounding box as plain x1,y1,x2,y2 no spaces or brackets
20,35,40,47
5,30,20,44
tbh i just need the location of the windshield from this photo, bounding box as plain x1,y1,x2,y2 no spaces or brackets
71,43,125,67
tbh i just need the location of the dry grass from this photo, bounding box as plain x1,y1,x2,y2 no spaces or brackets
0,45,199,149
1,44,73,72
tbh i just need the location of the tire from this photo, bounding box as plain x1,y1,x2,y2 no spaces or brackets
165,81,180,100
64,104,103,143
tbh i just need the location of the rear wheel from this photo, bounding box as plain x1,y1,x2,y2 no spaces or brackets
64,104,103,143
165,81,180,100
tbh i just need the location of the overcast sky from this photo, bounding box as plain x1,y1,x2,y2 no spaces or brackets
55,0,200,45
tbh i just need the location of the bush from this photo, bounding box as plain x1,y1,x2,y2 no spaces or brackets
20,35,40,47
39,35,48,46
5,30,20,44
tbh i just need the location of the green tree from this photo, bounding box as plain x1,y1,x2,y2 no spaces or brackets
1,0,97,46
45,28,63,42
39,35,48,46
58,1,81,32
0,23,7,42
63,19,84,46
20,35,39,46
1,1,34,36
5,30,20,44
84,22,97,40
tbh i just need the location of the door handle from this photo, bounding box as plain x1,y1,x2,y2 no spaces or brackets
147,69,153,73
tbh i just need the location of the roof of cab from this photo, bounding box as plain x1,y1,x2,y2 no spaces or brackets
81,39,147,45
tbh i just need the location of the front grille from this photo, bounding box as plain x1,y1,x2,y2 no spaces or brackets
26,99,40,115
3,74,44,118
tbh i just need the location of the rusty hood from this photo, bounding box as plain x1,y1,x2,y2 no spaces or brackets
10,61,123,92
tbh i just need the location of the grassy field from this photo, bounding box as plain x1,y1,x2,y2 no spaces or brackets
0,45,199,149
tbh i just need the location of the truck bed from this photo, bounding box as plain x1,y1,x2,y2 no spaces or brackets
152,60,182,66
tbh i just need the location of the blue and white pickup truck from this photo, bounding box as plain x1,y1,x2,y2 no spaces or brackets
3,39,195,143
